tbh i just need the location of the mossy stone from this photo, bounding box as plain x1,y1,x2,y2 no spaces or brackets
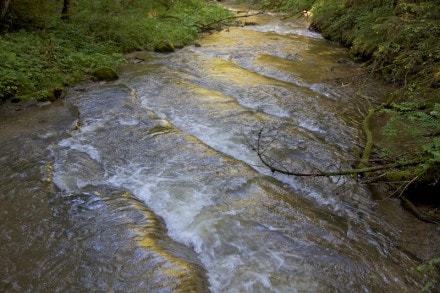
91,66,119,81
37,88,65,102
154,41,175,53
10,87,66,103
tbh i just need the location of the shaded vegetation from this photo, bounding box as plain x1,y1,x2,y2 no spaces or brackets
249,1,439,286
0,0,231,102
252,0,440,202
311,0,440,202
415,257,440,292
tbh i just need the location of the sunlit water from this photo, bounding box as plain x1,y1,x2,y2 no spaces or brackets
1,5,438,292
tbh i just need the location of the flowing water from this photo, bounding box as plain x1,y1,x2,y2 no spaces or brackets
1,6,439,292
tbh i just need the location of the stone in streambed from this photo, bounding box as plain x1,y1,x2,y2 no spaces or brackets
154,40,175,53
91,66,119,81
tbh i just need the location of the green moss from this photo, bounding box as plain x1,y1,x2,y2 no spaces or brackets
14,87,66,102
385,169,419,182
91,66,119,81
154,40,175,53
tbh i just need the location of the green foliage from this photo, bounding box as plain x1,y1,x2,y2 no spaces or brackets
258,0,315,11
381,102,440,174
416,257,440,292
6,0,63,29
312,0,440,93
251,0,440,188
0,28,122,100
0,32,52,99
0,0,231,101
423,137,440,166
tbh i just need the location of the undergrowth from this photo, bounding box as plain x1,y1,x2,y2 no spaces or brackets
252,0,440,195
415,257,440,292
0,0,231,101
250,0,440,286
308,1,440,181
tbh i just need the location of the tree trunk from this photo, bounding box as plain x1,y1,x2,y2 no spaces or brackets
61,0,71,20
0,0,11,22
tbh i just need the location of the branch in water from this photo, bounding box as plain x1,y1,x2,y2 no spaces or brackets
255,128,420,178
196,10,265,32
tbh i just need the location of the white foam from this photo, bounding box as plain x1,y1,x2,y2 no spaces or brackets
118,117,140,126
108,168,214,243
248,24,323,39
298,120,326,134
59,138,101,162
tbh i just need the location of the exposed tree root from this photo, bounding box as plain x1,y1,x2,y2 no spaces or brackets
401,197,440,225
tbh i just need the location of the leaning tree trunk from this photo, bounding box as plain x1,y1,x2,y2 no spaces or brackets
61,0,71,20
0,0,11,22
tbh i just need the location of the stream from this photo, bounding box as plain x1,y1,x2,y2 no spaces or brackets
1,5,439,292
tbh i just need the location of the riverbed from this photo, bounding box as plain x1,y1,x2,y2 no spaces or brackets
1,5,438,292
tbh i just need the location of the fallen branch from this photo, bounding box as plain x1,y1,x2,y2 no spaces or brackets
401,197,440,225
280,0,318,20
195,10,265,32
255,128,421,177
358,107,374,169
